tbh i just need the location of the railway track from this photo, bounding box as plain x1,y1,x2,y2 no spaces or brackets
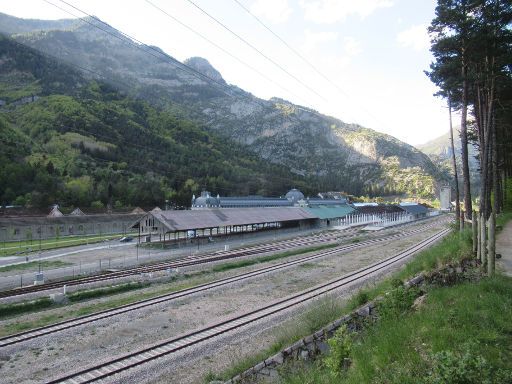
45,227,451,384
0,226,367,299
1,217,446,299
0,219,449,348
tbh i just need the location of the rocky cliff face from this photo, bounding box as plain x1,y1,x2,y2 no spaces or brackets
0,12,446,197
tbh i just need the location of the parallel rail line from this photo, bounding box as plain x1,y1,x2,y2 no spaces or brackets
0,219,449,348
0,225,368,298
45,227,451,384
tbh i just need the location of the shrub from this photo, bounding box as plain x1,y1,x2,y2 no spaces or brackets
324,324,352,377
379,285,420,319
424,346,512,384
351,290,370,307
90,200,104,208
0,297,53,319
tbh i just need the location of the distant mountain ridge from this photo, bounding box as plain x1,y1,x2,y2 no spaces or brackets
0,12,448,198
417,131,480,192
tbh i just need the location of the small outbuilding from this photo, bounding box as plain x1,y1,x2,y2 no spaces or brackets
398,203,429,219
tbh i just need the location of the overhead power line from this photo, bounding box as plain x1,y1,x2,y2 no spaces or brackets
43,0,312,116
44,0,237,99
144,0,309,106
36,0,374,152
184,0,327,102
231,0,387,131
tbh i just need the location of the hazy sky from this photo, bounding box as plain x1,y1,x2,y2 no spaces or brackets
0,0,450,145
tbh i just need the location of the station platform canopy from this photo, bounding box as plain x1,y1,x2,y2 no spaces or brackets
135,207,317,233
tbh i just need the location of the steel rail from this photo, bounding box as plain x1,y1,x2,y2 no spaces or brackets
2,216,446,298
45,227,450,384
0,220,449,348
0,226,370,298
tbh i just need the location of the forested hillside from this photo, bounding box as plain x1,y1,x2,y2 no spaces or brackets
0,36,316,209
0,12,449,202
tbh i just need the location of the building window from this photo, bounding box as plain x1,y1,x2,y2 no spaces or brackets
14,228,20,235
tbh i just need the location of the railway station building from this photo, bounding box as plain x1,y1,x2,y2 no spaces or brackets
132,207,318,243
0,212,144,242
191,188,348,209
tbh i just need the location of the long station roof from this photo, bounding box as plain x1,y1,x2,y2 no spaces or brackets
303,205,355,220
144,207,317,232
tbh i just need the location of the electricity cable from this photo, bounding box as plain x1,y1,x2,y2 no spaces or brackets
144,0,309,106
231,0,386,129
184,0,327,102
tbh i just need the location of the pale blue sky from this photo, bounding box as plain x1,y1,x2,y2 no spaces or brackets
0,0,449,145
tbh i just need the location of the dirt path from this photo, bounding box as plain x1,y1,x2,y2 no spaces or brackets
496,220,512,277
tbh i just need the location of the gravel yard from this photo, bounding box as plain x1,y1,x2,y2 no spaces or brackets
0,218,447,383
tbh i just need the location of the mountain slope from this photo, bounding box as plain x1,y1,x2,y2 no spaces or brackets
417,131,480,192
0,13,448,199
0,35,317,208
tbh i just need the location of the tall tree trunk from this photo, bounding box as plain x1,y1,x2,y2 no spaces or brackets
487,212,495,276
480,212,487,265
472,209,478,256
448,95,461,227
460,64,473,219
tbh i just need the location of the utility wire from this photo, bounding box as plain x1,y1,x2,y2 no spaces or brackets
36,0,372,172
44,0,237,99
144,0,309,106
6,36,311,187
42,0,351,120
231,0,387,130
184,0,327,102
44,0,310,119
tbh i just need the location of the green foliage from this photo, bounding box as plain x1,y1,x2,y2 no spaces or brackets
424,345,512,384
0,36,317,208
90,200,104,209
378,285,420,320
504,178,512,212
349,290,369,308
397,228,473,280
278,274,512,384
0,297,53,319
324,325,352,377
67,282,147,302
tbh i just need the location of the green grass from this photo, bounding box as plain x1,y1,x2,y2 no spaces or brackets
0,282,147,321
67,282,148,302
0,260,72,273
205,296,346,382
0,233,134,257
211,243,340,273
0,271,216,337
280,276,512,384
208,222,487,382
496,211,512,229
275,211,512,384
0,241,340,336
0,297,54,319
343,228,473,312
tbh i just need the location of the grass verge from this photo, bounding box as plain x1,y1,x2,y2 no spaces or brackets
0,241,342,335
206,224,482,382
0,233,130,257
280,276,512,384
0,282,148,321
0,260,72,273
205,296,346,382
211,243,341,273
